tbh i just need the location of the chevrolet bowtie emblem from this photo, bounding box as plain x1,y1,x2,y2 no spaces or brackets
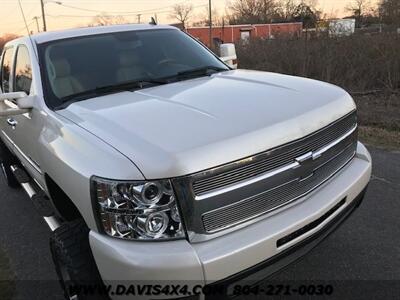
295,151,318,181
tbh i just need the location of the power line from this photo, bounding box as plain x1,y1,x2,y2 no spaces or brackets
15,19,35,34
1,4,40,29
57,0,197,15
2,0,207,33
45,4,206,19
46,10,171,19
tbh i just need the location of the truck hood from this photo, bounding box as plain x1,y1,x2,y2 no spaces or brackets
57,70,356,179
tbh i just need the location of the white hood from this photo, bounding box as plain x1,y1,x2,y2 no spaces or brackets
57,70,356,179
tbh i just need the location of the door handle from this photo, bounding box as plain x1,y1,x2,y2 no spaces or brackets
7,118,18,128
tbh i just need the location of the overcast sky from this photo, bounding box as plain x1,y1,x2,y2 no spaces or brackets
0,0,374,36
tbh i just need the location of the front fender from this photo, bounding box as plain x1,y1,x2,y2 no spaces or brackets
37,110,144,231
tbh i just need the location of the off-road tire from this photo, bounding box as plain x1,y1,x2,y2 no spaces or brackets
50,219,109,300
0,140,20,188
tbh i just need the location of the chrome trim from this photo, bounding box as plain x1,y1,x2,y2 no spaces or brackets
34,178,45,190
312,125,357,160
195,162,298,200
1,130,13,144
295,151,313,163
43,216,61,232
1,130,43,174
13,140,42,174
195,125,357,201
11,166,61,232
20,182,36,198
201,145,356,233
190,151,356,242
6,118,18,128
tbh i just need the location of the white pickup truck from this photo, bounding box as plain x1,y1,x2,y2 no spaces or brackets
0,24,371,300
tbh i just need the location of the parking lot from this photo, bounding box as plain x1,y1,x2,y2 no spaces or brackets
0,146,399,299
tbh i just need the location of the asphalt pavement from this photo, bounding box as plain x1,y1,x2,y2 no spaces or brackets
0,146,399,300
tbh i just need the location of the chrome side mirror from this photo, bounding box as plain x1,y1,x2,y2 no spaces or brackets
0,91,28,102
219,43,238,69
0,92,35,116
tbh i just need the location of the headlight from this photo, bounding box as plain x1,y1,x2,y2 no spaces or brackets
92,177,184,240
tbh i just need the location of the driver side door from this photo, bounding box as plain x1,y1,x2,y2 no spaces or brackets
0,46,17,157
3,44,45,186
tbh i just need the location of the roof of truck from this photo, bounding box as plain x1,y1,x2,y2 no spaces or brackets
8,24,177,46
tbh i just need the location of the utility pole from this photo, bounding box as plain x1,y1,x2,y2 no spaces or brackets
208,0,212,48
33,16,40,33
137,14,141,24
40,0,47,31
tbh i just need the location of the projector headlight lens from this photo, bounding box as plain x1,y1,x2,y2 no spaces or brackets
92,177,184,240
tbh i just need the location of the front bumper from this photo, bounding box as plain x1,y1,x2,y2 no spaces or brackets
206,184,368,299
89,142,371,299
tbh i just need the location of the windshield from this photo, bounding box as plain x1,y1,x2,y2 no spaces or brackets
39,28,229,109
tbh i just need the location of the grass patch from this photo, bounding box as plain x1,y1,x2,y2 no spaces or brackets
0,249,15,300
359,126,400,151
354,93,400,132
236,34,400,92
354,92,400,151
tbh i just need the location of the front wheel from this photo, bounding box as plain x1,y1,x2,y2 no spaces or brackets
50,219,109,300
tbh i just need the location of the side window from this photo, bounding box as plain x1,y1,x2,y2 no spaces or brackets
1,47,14,93
14,45,32,94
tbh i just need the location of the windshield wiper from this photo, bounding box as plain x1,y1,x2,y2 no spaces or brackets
177,66,228,77
159,66,229,82
55,79,168,110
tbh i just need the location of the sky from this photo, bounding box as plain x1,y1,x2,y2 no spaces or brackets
0,0,373,36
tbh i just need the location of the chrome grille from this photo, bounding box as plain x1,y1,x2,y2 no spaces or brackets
193,112,357,196
202,143,356,233
172,111,358,240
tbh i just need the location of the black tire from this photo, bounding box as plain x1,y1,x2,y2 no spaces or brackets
0,140,20,188
50,219,109,300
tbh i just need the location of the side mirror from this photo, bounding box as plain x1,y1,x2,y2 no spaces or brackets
219,43,238,69
0,92,35,116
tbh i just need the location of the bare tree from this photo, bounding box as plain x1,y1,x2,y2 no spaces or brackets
228,0,282,24
346,0,371,26
170,4,194,29
279,0,298,21
0,34,19,52
379,0,400,27
89,13,129,27
290,1,321,28
192,6,224,26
